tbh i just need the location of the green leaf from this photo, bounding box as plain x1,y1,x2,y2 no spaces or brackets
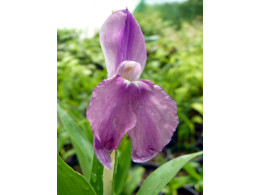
112,150,119,195
57,131,69,152
90,155,104,195
170,175,197,190
64,106,93,143
183,162,202,181
123,166,145,195
57,154,96,195
191,115,203,124
191,102,203,115
114,138,132,195
57,103,94,180
62,148,76,160
137,151,203,195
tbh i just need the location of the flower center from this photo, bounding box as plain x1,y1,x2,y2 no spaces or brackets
116,61,142,81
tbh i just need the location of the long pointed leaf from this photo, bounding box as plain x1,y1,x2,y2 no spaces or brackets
123,166,145,195
112,150,119,195
90,155,104,195
57,103,94,180
114,138,132,195
137,151,203,195
57,154,96,195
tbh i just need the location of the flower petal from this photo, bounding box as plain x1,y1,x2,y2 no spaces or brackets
86,75,137,168
100,8,147,78
93,136,112,169
128,80,179,162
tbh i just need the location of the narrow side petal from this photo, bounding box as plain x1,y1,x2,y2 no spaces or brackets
86,76,137,168
100,9,147,78
128,80,179,163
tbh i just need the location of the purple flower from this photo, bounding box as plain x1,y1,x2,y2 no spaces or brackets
86,8,179,169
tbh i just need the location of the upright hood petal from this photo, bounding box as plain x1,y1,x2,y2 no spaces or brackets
100,8,147,78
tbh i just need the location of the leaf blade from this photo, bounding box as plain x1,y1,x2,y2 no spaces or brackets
57,154,96,195
137,151,203,195
123,166,145,195
114,138,132,195
90,155,104,195
57,103,94,180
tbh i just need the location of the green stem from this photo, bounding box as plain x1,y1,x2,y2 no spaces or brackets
103,150,115,195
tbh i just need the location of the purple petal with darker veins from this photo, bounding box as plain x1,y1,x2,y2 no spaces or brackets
128,80,179,163
100,8,147,78
93,136,112,169
86,75,137,168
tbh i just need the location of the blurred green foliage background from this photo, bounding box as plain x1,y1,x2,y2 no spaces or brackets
57,0,203,194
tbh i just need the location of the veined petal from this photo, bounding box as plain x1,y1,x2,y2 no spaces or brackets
128,80,179,162
93,136,112,169
86,75,137,168
100,8,147,78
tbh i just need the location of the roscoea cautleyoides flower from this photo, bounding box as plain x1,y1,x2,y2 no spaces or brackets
86,8,179,169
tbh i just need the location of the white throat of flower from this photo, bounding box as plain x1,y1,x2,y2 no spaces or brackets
116,60,142,82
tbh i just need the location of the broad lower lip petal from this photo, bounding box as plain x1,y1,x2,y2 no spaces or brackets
86,75,179,168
